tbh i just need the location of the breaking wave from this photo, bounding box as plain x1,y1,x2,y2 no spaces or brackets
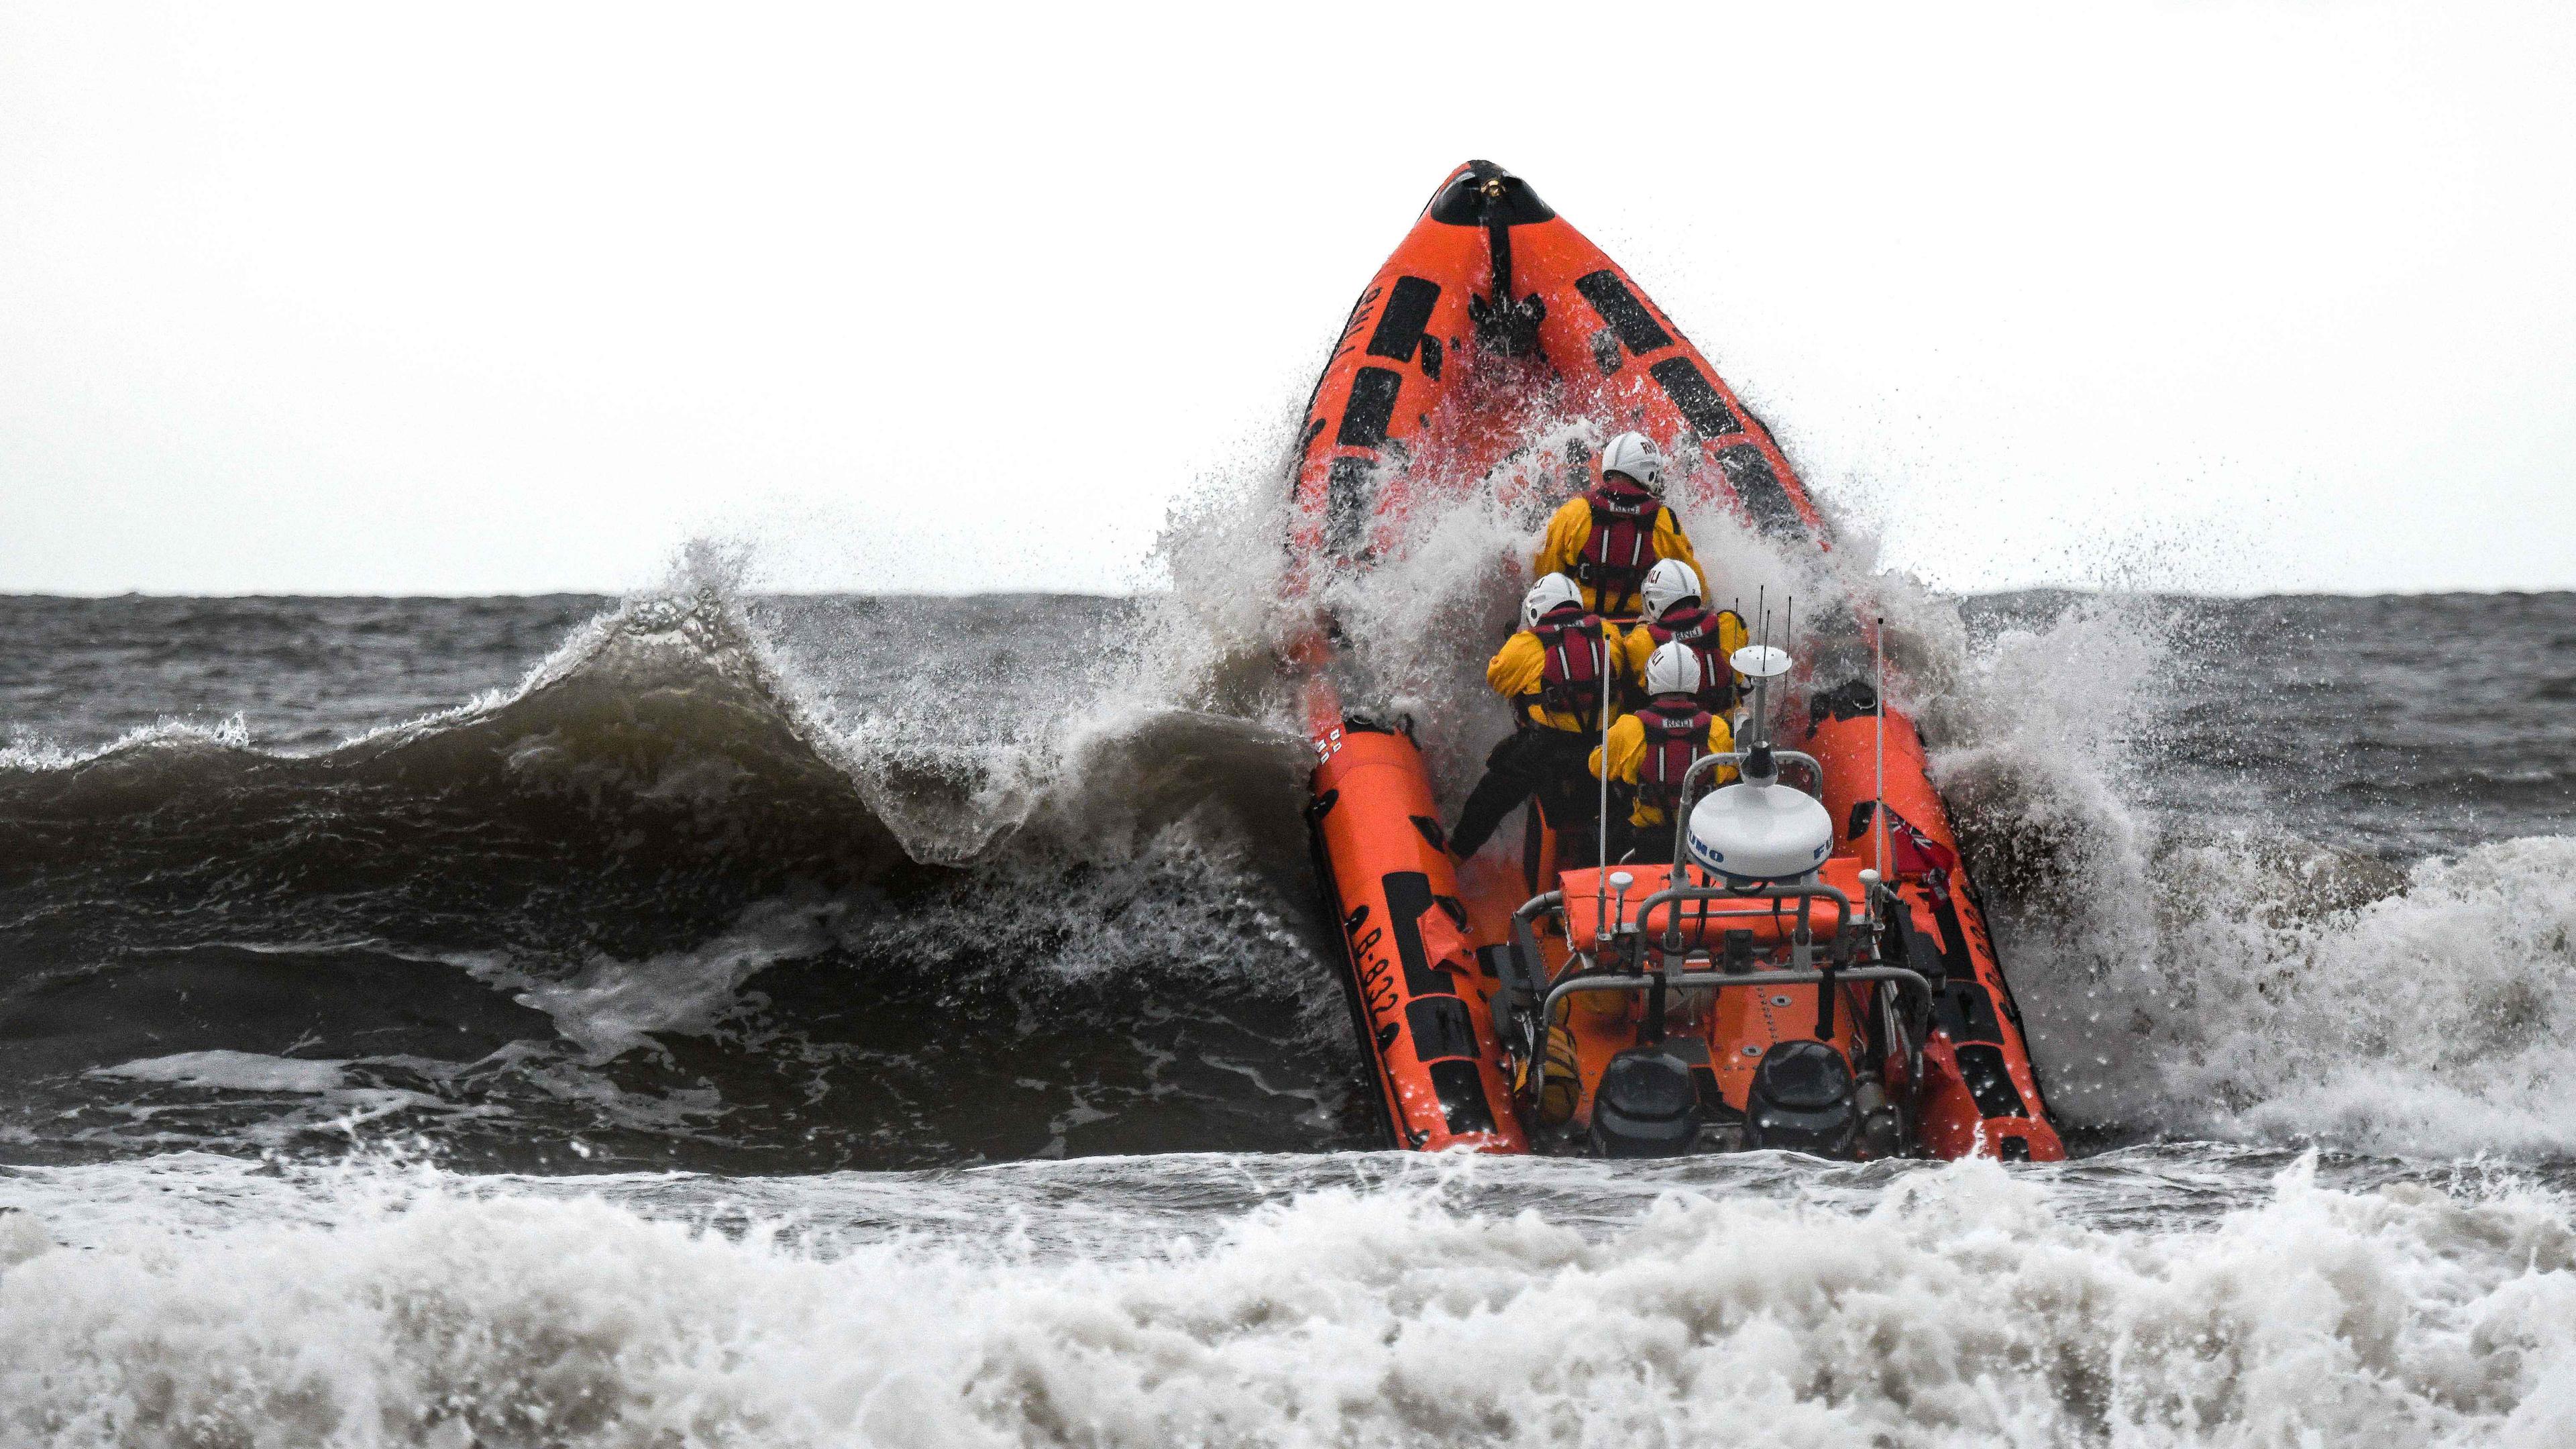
5,1149,2575,1446
3,449,2571,1170
0,570,1354,1167
1917,596,2576,1159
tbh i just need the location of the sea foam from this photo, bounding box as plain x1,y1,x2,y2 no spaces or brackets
3,1152,2573,1447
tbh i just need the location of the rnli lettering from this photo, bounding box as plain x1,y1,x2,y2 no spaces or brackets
1323,284,1383,380
1335,284,1383,358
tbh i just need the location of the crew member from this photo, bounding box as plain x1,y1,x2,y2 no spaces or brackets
1591,641,1737,860
1448,574,1629,864
1619,559,1748,716
1532,432,1704,619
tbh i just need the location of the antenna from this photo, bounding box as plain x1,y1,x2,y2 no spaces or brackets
1727,639,1791,757
1594,611,1615,936
1757,588,1770,745
1874,615,1888,886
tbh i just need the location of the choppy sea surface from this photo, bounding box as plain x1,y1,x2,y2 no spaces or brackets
3,561,2572,1444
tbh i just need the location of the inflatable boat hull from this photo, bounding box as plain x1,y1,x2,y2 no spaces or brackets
1297,162,2061,1161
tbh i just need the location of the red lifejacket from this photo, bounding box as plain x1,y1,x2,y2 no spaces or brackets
1527,609,1609,724
1645,605,1745,712
1635,698,1715,812
1574,479,1664,615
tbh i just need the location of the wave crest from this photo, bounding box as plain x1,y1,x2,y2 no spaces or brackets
7,1152,2576,1446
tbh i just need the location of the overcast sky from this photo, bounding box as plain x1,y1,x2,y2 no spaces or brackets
2,3,2570,596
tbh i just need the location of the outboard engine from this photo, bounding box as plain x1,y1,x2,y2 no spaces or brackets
1587,1048,1701,1157
1743,1040,1863,1158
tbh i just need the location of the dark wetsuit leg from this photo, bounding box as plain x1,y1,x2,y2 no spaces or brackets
1454,729,1595,859
1450,731,1545,859
1537,767,1605,869
1602,808,1644,866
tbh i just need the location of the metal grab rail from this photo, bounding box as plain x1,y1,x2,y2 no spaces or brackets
1536,879,1858,949
1629,881,1856,948
1497,891,1560,1051
1506,892,1559,994
1515,882,1868,1016
1529,964,1936,1113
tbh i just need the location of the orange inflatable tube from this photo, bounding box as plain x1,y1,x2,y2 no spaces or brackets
1807,708,2065,1160
1306,714,1525,1152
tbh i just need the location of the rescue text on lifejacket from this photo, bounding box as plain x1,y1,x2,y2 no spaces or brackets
1635,702,1714,812
1590,699,1737,828
1628,604,1749,713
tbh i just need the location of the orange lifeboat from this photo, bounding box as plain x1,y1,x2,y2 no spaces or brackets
1297,161,2062,1162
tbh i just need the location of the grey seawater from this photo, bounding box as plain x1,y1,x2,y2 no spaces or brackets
3,588,2574,1446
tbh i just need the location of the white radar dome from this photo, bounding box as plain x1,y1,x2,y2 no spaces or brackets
1686,779,1833,883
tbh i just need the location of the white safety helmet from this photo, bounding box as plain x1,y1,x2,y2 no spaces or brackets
1600,431,1665,493
1645,639,1705,698
1640,558,1703,621
1520,572,1585,631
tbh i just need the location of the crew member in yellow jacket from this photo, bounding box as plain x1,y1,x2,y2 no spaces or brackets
1617,559,1748,715
1589,640,1738,861
1446,574,1632,867
1532,431,1704,618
